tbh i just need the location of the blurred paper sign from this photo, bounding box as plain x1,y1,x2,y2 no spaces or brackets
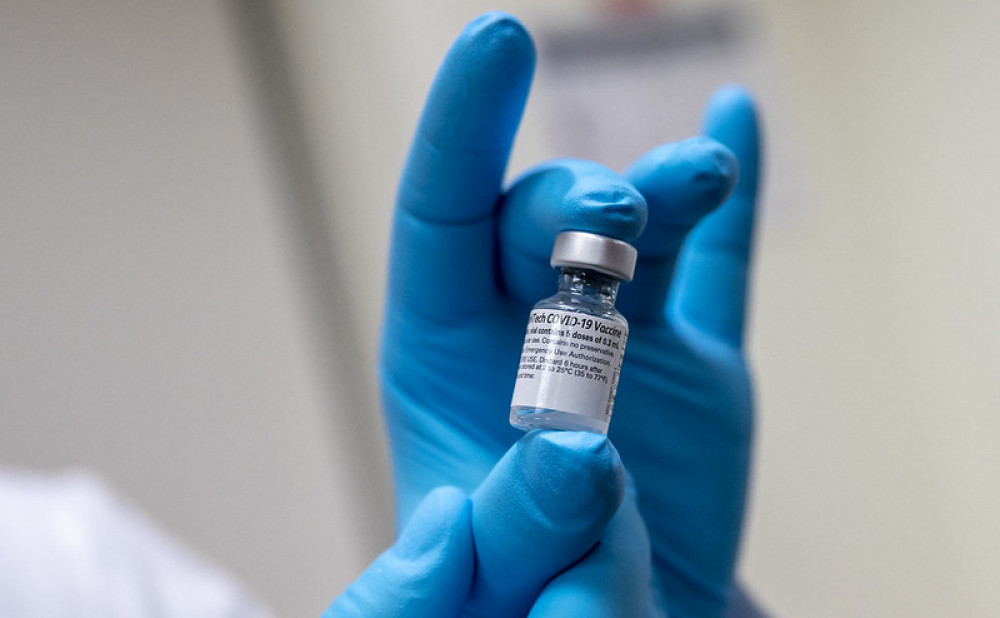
534,6,795,227
536,8,752,169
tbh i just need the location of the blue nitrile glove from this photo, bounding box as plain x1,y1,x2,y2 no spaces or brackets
327,430,624,617
327,11,762,618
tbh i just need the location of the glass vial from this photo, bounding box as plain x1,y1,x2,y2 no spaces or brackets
510,230,637,434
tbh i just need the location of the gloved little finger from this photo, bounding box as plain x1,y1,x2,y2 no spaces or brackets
498,159,646,309
529,486,657,618
463,430,626,617
323,486,473,618
671,86,761,347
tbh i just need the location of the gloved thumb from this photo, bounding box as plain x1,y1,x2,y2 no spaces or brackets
464,430,626,616
323,486,473,618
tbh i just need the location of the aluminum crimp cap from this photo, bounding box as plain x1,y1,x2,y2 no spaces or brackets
550,230,638,282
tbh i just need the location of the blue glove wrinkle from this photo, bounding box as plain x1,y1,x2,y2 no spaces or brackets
326,486,474,618
385,213,499,320
379,369,516,525
380,305,525,429
464,431,625,617
398,139,507,226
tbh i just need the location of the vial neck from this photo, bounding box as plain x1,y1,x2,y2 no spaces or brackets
558,267,620,304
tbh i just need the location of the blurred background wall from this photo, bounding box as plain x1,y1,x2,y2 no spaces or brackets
2,0,998,616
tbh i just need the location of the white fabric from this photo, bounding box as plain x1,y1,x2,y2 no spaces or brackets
0,468,273,618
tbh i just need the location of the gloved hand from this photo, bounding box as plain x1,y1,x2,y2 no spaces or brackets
327,430,626,617
327,11,762,618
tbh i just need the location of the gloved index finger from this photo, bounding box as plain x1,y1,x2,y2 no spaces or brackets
388,12,535,321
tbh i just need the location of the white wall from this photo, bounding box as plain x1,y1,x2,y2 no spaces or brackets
0,3,390,616
747,2,1000,615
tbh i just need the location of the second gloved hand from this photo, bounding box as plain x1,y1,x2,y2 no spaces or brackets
326,430,626,617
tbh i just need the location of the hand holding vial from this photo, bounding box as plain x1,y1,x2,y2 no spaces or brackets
329,12,763,618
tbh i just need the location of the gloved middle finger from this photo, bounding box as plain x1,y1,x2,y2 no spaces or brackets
497,158,647,310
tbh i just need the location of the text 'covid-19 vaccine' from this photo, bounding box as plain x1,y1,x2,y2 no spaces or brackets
510,230,637,435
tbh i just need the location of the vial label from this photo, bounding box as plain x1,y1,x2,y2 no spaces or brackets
511,309,628,422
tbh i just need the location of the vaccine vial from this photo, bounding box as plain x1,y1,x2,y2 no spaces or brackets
510,230,637,434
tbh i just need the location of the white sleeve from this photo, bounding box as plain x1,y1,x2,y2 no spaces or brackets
0,468,274,618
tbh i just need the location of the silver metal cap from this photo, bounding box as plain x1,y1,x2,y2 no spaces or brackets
550,231,638,282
